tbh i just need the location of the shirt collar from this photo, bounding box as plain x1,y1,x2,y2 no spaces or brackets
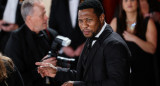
95,22,107,38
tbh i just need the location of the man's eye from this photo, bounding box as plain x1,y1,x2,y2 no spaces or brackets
86,19,92,22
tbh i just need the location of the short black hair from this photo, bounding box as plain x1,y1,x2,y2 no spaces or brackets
78,0,104,17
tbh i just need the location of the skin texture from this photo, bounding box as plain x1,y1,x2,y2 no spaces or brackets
26,2,48,34
78,8,104,38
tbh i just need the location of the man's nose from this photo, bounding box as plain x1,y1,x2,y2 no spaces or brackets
44,14,48,21
82,20,88,28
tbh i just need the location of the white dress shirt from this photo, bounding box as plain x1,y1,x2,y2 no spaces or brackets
69,0,79,28
3,0,18,24
92,22,107,46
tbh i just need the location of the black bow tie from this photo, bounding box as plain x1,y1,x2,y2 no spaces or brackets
87,37,98,49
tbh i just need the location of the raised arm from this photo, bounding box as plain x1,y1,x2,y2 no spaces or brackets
123,18,157,54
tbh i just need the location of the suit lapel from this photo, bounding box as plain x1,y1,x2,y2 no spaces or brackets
83,25,113,78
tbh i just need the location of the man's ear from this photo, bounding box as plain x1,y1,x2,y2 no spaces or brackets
99,13,105,24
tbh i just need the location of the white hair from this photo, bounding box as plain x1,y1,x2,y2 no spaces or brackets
21,0,42,21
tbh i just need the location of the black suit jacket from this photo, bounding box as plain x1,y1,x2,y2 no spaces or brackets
54,24,131,86
4,24,54,86
49,0,85,49
0,31,11,53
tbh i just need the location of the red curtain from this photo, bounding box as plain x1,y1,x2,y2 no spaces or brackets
102,0,120,23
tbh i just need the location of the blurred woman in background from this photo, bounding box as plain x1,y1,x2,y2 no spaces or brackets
110,0,157,86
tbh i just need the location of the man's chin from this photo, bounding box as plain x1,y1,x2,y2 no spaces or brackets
43,24,47,29
84,34,92,38
42,26,47,30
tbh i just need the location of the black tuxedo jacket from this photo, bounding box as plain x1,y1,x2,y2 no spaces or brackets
54,24,131,86
49,0,85,49
0,31,11,53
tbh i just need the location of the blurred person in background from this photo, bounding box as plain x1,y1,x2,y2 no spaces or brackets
110,0,157,86
0,0,24,53
0,53,24,86
140,0,160,85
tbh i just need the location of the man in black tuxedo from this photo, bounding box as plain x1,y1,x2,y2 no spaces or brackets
49,0,86,69
36,0,131,86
